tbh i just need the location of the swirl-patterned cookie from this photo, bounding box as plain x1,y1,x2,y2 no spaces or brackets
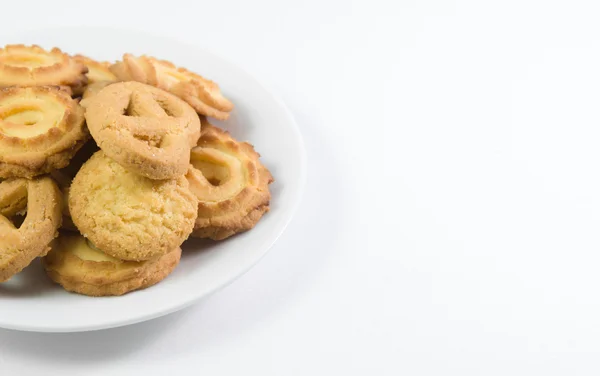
43,234,181,296
0,177,62,282
0,86,88,178
186,119,273,240
0,44,87,91
110,54,233,120
69,151,198,261
84,81,201,180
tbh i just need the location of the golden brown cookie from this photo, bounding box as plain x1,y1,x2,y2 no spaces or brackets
0,86,88,178
186,119,273,240
84,81,201,180
69,151,198,261
81,81,112,102
43,234,181,297
110,54,233,120
0,177,62,282
0,45,87,91
73,55,117,84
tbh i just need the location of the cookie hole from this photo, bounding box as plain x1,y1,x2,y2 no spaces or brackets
156,99,175,117
133,133,161,147
9,214,25,229
191,160,230,187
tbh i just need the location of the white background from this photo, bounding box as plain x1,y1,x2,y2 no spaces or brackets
2,0,600,374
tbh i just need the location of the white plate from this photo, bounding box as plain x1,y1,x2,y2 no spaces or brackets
0,27,306,333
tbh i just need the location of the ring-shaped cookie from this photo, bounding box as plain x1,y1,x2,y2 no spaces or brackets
43,234,181,296
0,177,62,282
69,151,198,261
84,81,201,180
186,119,273,240
0,44,87,91
110,54,233,120
0,86,88,178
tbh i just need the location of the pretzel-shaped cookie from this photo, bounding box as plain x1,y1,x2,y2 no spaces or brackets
0,177,62,282
110,54,233,120
84,81,201,180
186,119,273,240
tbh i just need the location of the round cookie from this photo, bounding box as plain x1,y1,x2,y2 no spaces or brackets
0,177,62,282
69,151,198,261
110,54,233,120
186,119,273,240
0,86,89,178
84,81,201,180
0,44,87,91
43,234,181,297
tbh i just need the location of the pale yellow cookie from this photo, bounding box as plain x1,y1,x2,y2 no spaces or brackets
0,44,87,91
69,151,198,261
43,234,181,297
186,119,273,240
73,55,117,84
0,86,88,178
110,54,233,120
84,81,201,180
0,177,62,282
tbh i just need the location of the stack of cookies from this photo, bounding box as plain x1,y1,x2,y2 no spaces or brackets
0,45,273,296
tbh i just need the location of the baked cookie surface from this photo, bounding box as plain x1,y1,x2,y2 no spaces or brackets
69,151,198,261
0,86,88,178
73,55,117,84
43,233,181,297
0,177,62,282
110,54,233,120
187,119,273,240
84,81,201,179
0,44,87,91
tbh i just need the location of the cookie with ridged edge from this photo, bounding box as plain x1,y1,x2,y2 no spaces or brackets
110,54,233,120
0,86,89,178
73,55,117,84
0,44,87,91
69,151,198,261
0,177,62,282
186,118,273,240
43,234,181,297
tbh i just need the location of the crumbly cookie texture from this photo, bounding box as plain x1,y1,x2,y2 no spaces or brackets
43,234,181,297
187,118,273,240
110,54,233,120
0,177,62,282
0,86,89,178
0,45,87,91
73,55,117,84
83,81,201,180
69,151,198,261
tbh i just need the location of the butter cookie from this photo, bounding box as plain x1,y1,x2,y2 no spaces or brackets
84,81,200,180
0,177,62,282
110,54,233,120
43,234,181,296
0,45,87,91
0,86,88,178
187,119,273,240
69,151,198,261
73,55,117,84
